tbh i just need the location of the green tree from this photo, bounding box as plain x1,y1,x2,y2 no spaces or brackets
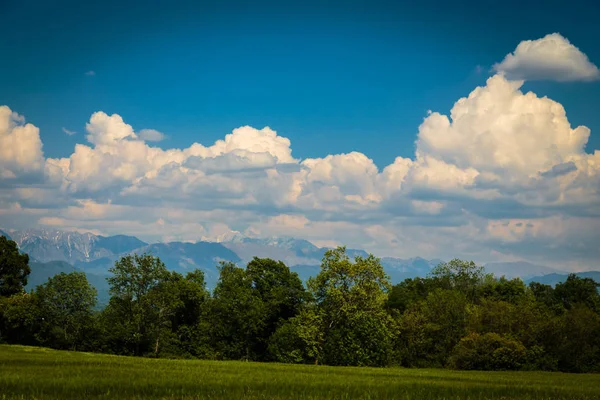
554,305,600,372
0,236,30,297
146,272,183,357
388,277,434,313
477,276,527,304
268,306,324,364
554,274,600,312
429,259,487,300
209,262,266,360
107,253,170,356
246,257,309,360
36,272,97,350
420,288,469,366
307,246,393,366
0,292,40,345
449,332,527,370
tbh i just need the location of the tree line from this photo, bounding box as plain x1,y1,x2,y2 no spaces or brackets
1,235,599,372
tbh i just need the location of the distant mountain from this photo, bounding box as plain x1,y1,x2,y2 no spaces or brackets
11,227,586,295
525,271,600,287
0,229,12,240
484,261,567,280
381,257,444,283
8,229,147,265
222,236,327,266
70,241,242,289
137,241,242,285
25,260,111,307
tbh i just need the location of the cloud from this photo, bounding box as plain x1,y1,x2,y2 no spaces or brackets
138,129,166,142
62,127,76,136
2,33,600,269
493,33,600,82
85,70,96,76
0,106,45,180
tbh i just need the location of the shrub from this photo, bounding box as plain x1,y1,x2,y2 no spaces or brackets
449,332,527,370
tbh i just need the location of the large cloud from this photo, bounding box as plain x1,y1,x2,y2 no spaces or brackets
0,106,45,180
493,33,600,82
2,55,600,268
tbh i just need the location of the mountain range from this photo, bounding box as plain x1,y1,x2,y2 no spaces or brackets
2,228,598,305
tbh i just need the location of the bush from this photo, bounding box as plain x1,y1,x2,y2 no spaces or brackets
449,332,527,370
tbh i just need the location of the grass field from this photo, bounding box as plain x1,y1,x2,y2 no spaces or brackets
1,345,599,400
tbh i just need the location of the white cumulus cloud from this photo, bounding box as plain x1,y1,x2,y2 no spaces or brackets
493,33,600,82
2,34,600,268
0,106,45,179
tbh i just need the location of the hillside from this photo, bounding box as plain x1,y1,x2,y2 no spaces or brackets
25,260,110,306
525,271,600,287
4,228,594,291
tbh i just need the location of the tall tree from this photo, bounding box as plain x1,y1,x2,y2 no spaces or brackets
246,257,309,360
429,259,487,301
36,272,97,350
307,247,393,366
554,274,600,312
0,236,30,297
107,253,170,356
210,262,266,360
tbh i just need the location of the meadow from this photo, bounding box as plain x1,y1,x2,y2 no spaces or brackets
1,345,599,400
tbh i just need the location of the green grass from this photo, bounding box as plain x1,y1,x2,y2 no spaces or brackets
1,345,599,399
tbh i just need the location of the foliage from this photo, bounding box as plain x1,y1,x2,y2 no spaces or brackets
0,293,40,345
0,236,31,297
209,261,266,360
449,332,528,370
2,245,600,373
35,272,97,350
307,247,393,366
106,253,170,356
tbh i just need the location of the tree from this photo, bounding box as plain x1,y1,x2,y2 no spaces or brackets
107,253,170,356
209,262,266,360
429,259,487,300
0,292,40,345
388,277,434,313
268,306,324,364
0,236,30,297
554,274,600,312
146,272,183,357
419,288,469,366
449,332,527,371
554,305,600,372
307,247,393,366
477,276,527,304
36,272,97,350
246,257,309,360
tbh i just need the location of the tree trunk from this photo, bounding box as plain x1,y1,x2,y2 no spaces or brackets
154,332,160,357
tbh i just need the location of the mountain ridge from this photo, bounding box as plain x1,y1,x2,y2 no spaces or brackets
4,227,594,290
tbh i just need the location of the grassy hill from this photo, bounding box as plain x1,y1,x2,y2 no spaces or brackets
1,345,599,400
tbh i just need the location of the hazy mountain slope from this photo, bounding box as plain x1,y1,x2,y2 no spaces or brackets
484,261,567,280
25,260,111,307
0,229,12,240
8,228,587,293
525,271,600,287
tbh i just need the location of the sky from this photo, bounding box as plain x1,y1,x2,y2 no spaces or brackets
1,0,600,270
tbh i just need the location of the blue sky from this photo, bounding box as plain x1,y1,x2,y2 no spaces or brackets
1,0,600,269
2,0,599,167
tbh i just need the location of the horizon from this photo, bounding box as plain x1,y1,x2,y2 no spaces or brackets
3,225,596,273
2,1,600,271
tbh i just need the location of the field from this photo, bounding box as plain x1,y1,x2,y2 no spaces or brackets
1,345,599,400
